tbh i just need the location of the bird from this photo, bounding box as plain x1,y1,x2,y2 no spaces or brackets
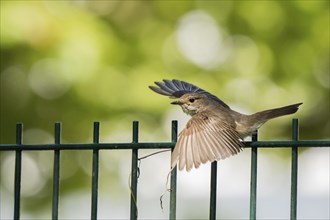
149,79,302,171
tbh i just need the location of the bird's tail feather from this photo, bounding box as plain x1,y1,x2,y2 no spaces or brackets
252,103,303,121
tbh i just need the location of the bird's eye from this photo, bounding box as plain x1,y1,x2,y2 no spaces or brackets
189,98,195,103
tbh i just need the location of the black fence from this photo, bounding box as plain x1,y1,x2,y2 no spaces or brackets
0,119,329,220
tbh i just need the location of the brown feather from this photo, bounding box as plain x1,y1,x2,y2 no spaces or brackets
171,113,244,171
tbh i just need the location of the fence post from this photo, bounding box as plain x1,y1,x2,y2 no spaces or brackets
130,121,139,220
290,119,299,220
91,122,100,220
14,123,23,220
209,161,218,220
250,131,258,220
52,122,61,220
169,120,178,220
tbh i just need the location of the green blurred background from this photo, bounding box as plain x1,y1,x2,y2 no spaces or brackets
1,1,329,219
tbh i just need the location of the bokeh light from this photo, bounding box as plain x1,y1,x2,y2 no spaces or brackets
176,10,230,70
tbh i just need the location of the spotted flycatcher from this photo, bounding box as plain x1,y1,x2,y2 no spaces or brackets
149,79,302,171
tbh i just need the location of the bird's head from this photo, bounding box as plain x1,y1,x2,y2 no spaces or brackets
171,93,210,115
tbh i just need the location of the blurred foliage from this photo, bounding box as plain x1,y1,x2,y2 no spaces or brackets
0,0,329,218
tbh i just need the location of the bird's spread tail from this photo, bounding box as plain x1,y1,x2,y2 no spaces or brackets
252,103,303,122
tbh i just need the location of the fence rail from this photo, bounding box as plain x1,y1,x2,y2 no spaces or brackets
1,140,329,151
0,119,329,220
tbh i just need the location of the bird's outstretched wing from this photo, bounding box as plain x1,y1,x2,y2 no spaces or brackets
149,79,230,108
171,113,244,171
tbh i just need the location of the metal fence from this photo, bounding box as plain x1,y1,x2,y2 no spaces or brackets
0,118,329,220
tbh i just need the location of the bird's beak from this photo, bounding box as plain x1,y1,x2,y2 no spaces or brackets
171,100,183,105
